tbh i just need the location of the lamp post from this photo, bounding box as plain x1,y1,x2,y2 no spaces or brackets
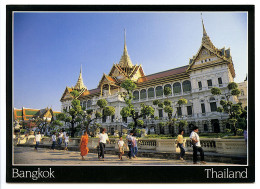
115,117,118,136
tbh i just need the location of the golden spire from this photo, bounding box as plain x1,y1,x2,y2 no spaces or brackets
200,13,216,51
201,13,207,37
74,64,87,90
119,29,133,69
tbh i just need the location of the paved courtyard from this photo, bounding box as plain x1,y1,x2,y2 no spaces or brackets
14,146,236,166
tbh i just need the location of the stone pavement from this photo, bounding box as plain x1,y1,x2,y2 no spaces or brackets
14,146,236,166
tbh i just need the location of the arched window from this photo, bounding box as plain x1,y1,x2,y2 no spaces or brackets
148,88,155,98
173,82,181,94
182,80,191,92
164,84,172,96
140,89,147,100
87,100,92,108
133,91,139,101
155,86,163,97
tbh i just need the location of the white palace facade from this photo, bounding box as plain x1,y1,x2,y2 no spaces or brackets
60,19,241,135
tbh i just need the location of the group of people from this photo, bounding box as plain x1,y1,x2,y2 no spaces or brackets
35,126,206,164
34,130,70,151
176,126,206,164
50,130,70,151
80,128,139,161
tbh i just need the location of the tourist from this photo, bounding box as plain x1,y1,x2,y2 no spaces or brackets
132,133,138,158
126,130,134,159
80,131,89,160
34,131,41,151
176,129,185,160
190,126,206,164
117,136,126,160
58,131,63,146
64,133,70,151
98,128,109,161
244,128,247,144
51,132,56,150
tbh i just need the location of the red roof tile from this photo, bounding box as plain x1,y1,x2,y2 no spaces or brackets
137,65,188,83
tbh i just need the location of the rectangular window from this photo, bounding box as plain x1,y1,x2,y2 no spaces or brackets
158,109,163,118
187,106,192,115
201,103,206,114
198,81,202,90
207,79,212,88
123,117,127,123
177,107,182,116
111,115,115,123
218,77,223,86
210,102,217,112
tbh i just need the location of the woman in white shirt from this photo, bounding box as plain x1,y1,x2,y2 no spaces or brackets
98,128,109,161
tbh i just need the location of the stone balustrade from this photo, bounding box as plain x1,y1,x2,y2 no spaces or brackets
15,135,246,156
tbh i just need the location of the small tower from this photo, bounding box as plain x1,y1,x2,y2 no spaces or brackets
74,65,87,90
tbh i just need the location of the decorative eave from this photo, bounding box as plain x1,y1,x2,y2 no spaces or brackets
186,15,235,78
78,88,101,100
60,87,73,102
98,73,118,88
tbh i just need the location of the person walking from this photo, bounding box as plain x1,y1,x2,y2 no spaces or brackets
117,136,126,160
98,128,109,161
51,132,57,150
126,131,134,159
132,133,138,158
64,133,70,151
190,126,206,164
34,131,42,151
58,131,63,147
80,131,89,160
176,129,185,161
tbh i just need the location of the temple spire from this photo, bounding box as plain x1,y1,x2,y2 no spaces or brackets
119,29,133,69
200,13,216,50
201,13,207,37
74,64,87,90
124,28,126,51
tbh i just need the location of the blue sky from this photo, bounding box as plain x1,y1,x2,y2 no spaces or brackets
14,12,248,111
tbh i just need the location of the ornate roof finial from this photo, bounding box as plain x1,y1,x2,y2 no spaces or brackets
124,28,126,50
201,13,207,37
119,28,133,68
74,65,87,90
200,13,216,50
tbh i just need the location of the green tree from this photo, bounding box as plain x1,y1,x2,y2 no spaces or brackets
81,100,115,135
164,87,172,98
153,98,176,136
176,98,187,117
210,82,245,135
120,80,155,129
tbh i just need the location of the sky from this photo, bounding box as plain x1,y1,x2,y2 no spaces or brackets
13,12,248,111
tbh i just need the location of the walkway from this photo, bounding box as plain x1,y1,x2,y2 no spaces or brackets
14,146,236,166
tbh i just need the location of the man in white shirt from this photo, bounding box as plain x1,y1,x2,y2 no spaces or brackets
51,132,57,150
190,126,206,164
98,128,109,160
126,131,134,159
34,131,41,151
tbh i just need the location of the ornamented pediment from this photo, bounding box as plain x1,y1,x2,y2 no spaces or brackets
60,87,73,102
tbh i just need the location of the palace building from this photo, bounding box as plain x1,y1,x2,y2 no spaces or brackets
60,19,242,134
